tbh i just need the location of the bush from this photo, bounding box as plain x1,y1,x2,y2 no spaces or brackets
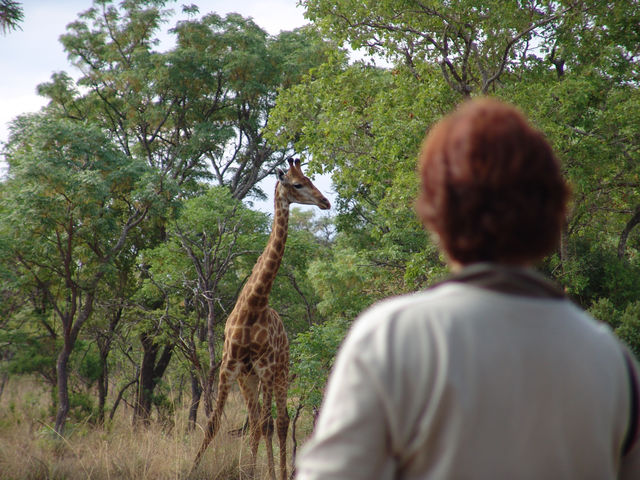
589,298,640,360
290,318,350,415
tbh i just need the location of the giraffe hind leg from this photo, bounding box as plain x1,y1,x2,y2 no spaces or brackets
275,372,289,480
192,361,239,470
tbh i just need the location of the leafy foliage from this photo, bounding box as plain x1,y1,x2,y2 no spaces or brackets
590,298,640,359
272,0,640,311
290,318,349,415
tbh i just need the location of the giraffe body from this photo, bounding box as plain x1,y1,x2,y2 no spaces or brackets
193,159,330,480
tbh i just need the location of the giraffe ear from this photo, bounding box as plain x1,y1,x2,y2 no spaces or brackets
276,168,288,183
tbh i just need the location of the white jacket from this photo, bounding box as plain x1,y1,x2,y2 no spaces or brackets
297,266,640,479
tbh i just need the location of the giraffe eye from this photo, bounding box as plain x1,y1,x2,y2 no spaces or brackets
293,184,303,189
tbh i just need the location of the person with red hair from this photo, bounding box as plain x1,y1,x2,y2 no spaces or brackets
297,98,640,479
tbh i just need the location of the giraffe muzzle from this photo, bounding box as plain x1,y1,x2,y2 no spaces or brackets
319,197,331,210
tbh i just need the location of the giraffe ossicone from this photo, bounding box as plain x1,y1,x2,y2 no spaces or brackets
192,158,330,480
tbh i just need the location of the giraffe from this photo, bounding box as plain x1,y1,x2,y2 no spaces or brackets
192,158,330,480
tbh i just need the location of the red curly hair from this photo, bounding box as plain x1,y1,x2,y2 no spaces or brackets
416,98,569,265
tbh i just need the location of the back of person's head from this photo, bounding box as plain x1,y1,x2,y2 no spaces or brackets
416,97,569,265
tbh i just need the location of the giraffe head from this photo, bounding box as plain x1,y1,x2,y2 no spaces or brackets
276,158,331,210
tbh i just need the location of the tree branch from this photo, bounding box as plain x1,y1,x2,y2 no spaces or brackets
618,205,640,260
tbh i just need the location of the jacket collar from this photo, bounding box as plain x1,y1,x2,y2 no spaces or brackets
436,263,565,300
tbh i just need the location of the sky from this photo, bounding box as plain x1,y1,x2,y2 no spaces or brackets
0,0,335,211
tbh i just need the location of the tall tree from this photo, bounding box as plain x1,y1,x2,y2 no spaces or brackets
270,0,640,312
46,1,336,200
1,112,152,433
268,58,451,298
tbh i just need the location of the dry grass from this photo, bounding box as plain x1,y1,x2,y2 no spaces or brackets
0,377,310,480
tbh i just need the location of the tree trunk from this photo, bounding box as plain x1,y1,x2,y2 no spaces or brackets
52,290,95,435
134,332,174,426
134,333,159,425
109,378,137,421
54,341,72,434
0,371,8,400
96,307,122,425
202,362,219,416
203,297,217,416
97,352,108,425
206,298,217,370
618,205,640,260
559,219,569,276
188,373,202,431
290,402,305,480
0,350,11,400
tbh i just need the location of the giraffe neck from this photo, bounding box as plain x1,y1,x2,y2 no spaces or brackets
241,184,290,311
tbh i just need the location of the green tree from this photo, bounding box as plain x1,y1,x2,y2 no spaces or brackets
45,1,336,200
270,0,640,314
1,113,152,433
86,250,140,425
497,3,640,304
303,0,592,96
169,14,336,199
590,298,640,360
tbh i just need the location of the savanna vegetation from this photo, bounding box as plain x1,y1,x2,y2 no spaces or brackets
1,0,640,478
